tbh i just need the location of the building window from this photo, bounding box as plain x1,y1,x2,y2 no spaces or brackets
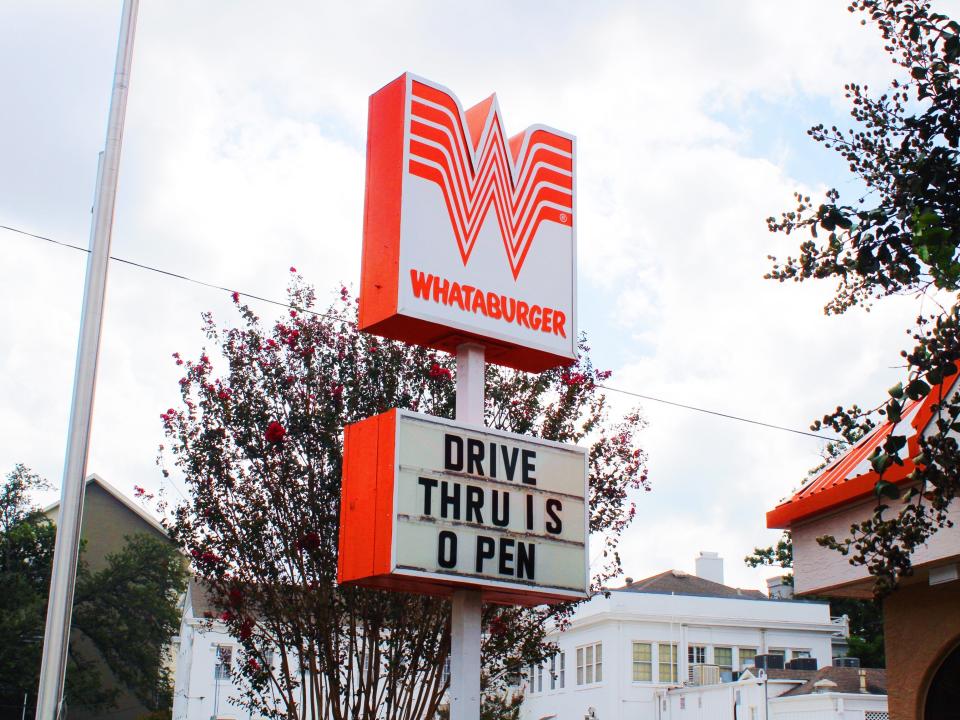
537,663,543,693
658,643,678,683
550,655,556,690
527,663,535,692
714,647,733,677
688,645,706,665
442,657,450,687
738,648,757,670
559,651,566,689
576,642,602,685
769,648,787,658
215,645,233,680
632,642,653,682
791,650,811,660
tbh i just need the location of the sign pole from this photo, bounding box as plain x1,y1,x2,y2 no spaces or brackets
450,342,485,720
35,1,139,718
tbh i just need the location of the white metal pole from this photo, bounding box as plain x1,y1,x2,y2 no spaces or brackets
35,1,139,718
451,343,485,720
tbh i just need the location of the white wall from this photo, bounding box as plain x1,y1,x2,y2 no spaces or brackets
792,496,960,596
172,610,268,720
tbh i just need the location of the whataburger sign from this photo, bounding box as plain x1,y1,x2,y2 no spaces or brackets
340,72,587,606
358,73,577,373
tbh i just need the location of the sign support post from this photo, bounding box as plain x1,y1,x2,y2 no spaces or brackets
451,342,485,720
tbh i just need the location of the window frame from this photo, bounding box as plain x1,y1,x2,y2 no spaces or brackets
215,644,233,681
632,641,653,682
658,643,678,684
738,647,757,671
575,642,603,686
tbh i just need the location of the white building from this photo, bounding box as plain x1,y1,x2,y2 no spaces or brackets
520,554,850,720
172,581,258,720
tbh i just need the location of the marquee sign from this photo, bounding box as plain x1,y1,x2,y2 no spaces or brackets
357,73,577,373
337,409,589,605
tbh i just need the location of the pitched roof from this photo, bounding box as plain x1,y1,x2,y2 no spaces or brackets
767,370,960,528
619,570,767,600
44,473,168,537
779,667,886,696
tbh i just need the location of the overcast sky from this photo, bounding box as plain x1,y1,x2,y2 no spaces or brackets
4,0,957,591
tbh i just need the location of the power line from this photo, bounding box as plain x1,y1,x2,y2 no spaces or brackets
2,223,845,444
596,384,843,443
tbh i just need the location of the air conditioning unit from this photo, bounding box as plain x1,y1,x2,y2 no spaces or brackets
835,657,861,668
690,664,721,686
754,654,785,670
786,658,818,671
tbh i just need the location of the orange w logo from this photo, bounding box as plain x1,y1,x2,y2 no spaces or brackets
407,80,574,280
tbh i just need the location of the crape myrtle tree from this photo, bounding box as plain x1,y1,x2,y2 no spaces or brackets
767,0,960,594
161,274,648,720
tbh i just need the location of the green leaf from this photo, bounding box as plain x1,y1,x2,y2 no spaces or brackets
906,379,931,400
875,480,900,500
870,451,890,473
888,382,904,399
884,434,907,454
886,400,902,423
911,66,926,79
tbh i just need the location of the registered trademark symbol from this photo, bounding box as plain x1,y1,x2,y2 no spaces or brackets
559,213,568,222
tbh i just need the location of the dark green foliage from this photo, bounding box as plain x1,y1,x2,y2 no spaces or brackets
0,465,188,715
766,0,960,595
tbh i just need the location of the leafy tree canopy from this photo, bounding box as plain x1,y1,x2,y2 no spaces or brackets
0,465,188,716
767,0,960,594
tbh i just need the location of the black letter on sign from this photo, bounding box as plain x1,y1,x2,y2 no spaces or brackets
526,494,534,531
466,485,484,524
521,449,537,484
501,445,519,481
444,434,463,471
440,481,461,520
438,531,457,569
467,438,484,476
418,477,438,516
498,538,515,576
475,535,496,572
492,490,510,527
545,498,563,534
517,541,535,580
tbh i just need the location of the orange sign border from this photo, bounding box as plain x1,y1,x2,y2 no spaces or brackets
358,73,577,373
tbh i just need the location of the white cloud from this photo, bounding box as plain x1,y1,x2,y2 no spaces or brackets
3,0,956,588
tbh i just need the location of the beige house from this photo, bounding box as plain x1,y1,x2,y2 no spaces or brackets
45,474,176,720
767,376,960,720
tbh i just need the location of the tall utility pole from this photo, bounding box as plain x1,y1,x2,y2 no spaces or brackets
35,1,139,718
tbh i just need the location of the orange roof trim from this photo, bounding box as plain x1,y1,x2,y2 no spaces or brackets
767,368,960,528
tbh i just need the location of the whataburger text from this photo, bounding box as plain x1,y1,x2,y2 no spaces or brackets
409,269,568,338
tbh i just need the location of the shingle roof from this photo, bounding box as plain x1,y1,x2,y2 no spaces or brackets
768,369,960,528
619,570,767,600
779,667,887,696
